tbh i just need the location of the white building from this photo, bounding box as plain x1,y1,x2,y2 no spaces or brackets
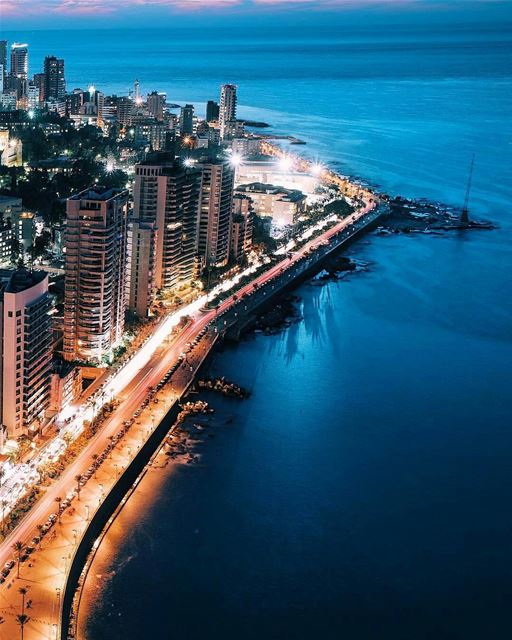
235,182,306,227
219,84,237,140
236,159,319,197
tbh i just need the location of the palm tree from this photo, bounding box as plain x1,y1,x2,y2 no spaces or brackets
36,525,44,550
54,497,62,523
15,613,29,640
74,475,82,500
1,499,8,536
12,541,25,579
18,586,28,615
91,454,98,479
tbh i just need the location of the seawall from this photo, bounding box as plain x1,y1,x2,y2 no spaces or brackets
61,206,385,639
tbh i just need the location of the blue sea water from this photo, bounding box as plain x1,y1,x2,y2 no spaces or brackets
6,18,512,639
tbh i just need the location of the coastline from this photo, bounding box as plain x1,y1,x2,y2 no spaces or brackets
54,166,381,639
65,145,494,637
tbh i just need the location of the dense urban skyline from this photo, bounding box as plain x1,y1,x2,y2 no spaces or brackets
0,6,508,638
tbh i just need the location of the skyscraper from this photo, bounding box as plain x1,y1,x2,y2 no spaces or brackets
10,43,28,80
206,100,220,123
43,55,66,100
126,220,157,318
230,194,254,261
63,187,128,364
196,156,235,268
0,267,52,439
219,84,237,140
132,154,201,304
0,41,7,91
147,91,166,121
180,104,194,136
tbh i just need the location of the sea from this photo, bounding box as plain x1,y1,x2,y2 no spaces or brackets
5,16,512,639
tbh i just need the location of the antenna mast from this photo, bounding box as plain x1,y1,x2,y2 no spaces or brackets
461,154,475,225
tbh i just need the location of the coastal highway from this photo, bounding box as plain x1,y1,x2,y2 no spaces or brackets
0,197,377,575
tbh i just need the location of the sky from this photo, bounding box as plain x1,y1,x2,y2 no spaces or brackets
1,0,510,29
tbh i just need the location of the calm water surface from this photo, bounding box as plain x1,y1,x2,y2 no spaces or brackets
7,18,512,639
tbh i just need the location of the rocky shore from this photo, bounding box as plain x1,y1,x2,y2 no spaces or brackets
376,196,495,235
253,295,303,335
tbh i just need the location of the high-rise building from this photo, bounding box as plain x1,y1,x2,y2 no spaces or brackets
0,41,7,88
43,56,66,100
10,43,28,80
117,96,133,126
132,154,201,301
206,100,219,123
0,224,13,264
134,119,167,151
196,156,235,268
63,186,128,364
147,91,166,121
0,267,52,440
219,84,237,140
230,194,253,261
32,72,45,102
126,220,157,318
66,88,86,115
180,104,194,136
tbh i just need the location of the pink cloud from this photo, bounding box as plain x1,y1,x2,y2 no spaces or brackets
55,0,117,14
0,0,425,17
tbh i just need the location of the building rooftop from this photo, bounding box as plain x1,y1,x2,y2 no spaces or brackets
1,267,47,294
70,186,127,202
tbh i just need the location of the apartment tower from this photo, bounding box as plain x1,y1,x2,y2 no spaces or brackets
130,154,201,315
0,267,52,439
63,187,128,363
196,156,235,268
219,84,237,140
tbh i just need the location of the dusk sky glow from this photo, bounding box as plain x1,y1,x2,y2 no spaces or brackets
2,0,510,28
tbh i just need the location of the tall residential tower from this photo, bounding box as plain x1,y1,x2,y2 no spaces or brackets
43,55,66,101
63,187,128,364
0,268,52,440
130,154,201,316
219,84,237,140
196,155,235,268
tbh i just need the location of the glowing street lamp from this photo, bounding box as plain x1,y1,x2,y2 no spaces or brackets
310,162,325,178
228,152,244,168
278,155,293,172
183,157,195,168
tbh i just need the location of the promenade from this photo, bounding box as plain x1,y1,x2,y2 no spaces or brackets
0,193,378,640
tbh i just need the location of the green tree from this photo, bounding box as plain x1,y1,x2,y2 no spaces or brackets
11,541,25,579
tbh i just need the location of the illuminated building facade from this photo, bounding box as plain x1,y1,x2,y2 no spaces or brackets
219,84,237,140
0,268,52,439
63,187,128,364
196,157,235,268
43,55,66,100
133,154,200,298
